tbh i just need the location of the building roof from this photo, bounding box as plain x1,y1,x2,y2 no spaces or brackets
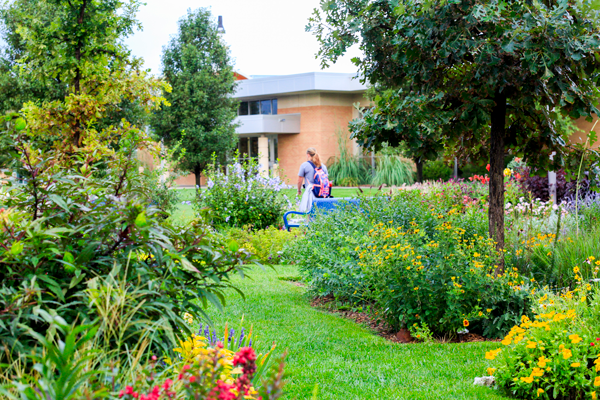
234,72,366,100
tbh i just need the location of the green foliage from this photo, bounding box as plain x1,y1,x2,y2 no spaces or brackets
423,159,453,182
309,0,600,251
487,285,600,400
151,8,239,185
0,115,254,363
408,322,435,344
0,317,286,399
288,189,532,337
225,226,298,264
197,155,290,230
327,129,370,186
372,146,415,186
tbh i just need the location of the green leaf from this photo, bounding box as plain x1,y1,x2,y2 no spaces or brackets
49,194,70,213
228,239,240,252
64,251,75,264
134,211,147,228
14,118,26,131
10,241,24,255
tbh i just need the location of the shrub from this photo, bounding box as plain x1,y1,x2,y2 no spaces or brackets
198,155,290,230
361,219,533,337
485,280,600,400
290,189,532,337
0,119,254,362
423,159,453,181
225,226,298,264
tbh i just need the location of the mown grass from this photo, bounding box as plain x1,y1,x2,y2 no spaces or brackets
194,265,509,400
170,187,384,225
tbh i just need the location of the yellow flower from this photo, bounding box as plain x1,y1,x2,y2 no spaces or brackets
595,376,600,387
537,356,551,368
485,349,501,360
487,308,492,313
574,266,580,274
571,363,581,368
569,334,582,344
463,319,470,327
532,367,544,377
526,341,537,349
562,349,573,360
537,388,544,397
487,367,496,376
504,168,512,177
520,376,534,384
592,391,597,400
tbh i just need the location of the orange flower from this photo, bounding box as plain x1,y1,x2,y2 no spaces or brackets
463,319,470,327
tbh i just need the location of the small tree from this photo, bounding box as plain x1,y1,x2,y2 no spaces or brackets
151,8,239,188
309,0,600,264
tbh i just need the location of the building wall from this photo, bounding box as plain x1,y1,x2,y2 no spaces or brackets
276,92,367,184
573,115,600,150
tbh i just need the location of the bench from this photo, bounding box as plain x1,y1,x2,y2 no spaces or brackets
283,197,361,231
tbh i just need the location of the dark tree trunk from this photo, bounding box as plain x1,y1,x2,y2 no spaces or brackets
489,90,507,273
194,164,202,191
416,159,423,183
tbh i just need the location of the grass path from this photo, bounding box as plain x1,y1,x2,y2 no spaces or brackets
198,265,510,400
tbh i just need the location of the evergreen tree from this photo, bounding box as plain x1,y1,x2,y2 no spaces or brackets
151,8,239,187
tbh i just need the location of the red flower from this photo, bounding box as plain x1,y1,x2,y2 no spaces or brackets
162,379,173,390
591,343,596,346
233,347,257,366
486,164,490,172
189,375,197,383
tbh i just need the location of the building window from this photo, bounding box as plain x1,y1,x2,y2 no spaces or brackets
238,99,278,116
238,101,248,116
249,101,260,115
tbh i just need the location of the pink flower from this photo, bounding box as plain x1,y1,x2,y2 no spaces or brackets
162,379,173,390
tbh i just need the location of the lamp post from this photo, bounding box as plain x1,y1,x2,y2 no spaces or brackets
217,16,226,35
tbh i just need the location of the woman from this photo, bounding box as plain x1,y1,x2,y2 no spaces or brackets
297,147,329,211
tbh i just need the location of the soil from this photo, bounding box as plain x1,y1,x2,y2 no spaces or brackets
309,295,499,344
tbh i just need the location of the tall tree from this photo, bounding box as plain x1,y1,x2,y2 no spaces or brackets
309,0,600,263
0,0,155,151
151,8,239,188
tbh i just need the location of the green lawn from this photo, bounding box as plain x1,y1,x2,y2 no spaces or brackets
170,187,384,225
196,265,509,400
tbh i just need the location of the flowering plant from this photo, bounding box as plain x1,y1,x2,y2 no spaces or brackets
119,344,285,400
485,278,600,400
197,154,290,230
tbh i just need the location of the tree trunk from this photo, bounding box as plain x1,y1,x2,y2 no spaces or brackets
416,159,423,183
194,165,202,191
489,90,507,273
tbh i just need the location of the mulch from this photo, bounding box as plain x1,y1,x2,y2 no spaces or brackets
308,294,498,344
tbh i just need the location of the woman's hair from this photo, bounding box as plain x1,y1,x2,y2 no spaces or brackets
307,147,322,168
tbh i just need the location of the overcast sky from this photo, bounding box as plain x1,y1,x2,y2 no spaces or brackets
124,0,361,77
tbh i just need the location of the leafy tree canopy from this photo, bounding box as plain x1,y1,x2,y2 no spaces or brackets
0,0,166,159
309,0,600,255
151,8,239,187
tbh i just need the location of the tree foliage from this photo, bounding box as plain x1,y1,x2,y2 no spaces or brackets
151,8,239,187
0,0,161,156
309,0,600,258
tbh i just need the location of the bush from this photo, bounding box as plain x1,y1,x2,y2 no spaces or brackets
225,226,298,264
485,281,600,400
289,189,532,337
327,128,371,187
423,159,453,181
198,155,290,230
0,118,254,362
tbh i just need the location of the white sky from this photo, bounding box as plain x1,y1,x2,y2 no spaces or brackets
124,0,361,77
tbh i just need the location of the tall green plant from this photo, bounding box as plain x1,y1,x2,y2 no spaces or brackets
327,129,369,187
372,147,415,186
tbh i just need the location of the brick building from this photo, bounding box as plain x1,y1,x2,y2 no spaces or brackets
175,72,369,186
